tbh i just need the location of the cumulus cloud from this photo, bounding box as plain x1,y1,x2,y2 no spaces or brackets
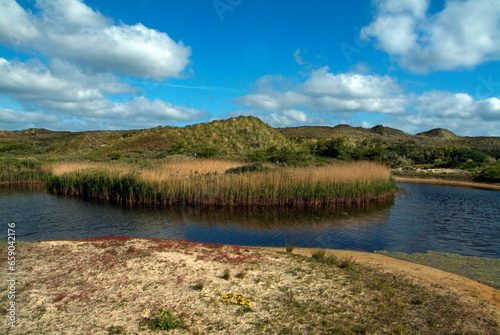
0,107,60,125
0,0,204,130
234,67,408,114
0,58,206,130
0,0,191,80
0,58,131,112
232,67,500,135
381,91,500,136
362,0,500,73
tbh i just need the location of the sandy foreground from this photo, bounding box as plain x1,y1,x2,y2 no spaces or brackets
1,238,498,335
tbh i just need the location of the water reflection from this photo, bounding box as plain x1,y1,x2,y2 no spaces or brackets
1,183,498,258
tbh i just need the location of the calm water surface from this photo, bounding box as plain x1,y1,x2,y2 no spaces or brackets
1,183,499,259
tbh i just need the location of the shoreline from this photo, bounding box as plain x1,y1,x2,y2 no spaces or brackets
394,176,500,190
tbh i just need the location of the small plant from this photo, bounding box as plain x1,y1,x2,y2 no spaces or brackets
139,308,184,332
222,268,231,280
193,279,205,291
311,249,339,265
107,325,125,334
285,237,296,253
311,249,326,261
221,293,252,307
339,257,355,270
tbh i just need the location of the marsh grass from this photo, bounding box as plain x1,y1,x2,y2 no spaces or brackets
44,159,395,207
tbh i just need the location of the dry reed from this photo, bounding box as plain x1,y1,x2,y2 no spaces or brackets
46,159,395,207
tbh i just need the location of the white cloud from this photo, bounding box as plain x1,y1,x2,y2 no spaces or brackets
363,0,500,73
233,67,500,135
0,1,202,130
234,67,407,114
477,97,500,121
384,91,500,136
0,58,131,111
0,0,191,80
0,107,60,124
0,58,207,130
0,0,40,46
293,49,305,65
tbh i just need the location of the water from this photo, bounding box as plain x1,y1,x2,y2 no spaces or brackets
1,183,499,259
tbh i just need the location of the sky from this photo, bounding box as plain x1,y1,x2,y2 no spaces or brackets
0,0,499,136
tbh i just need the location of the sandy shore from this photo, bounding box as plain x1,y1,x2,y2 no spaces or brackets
394,176,500,190
1,238,498,334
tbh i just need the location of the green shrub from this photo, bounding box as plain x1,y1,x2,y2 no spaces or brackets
314,139,351,160
225,162,268,174
197,146,219,158
0,143,32,154
139,308,184,332
475,165,500,182
169,141,186,155
109,153,124,161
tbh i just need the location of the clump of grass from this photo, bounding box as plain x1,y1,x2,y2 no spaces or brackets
311,249,339,266
285,237,296,253
193,279,205,291
312,249,326,261
339,257,356,270
139,308,184,332
222,268,231,280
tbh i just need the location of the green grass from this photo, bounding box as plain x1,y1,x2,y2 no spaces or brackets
139,308,184,332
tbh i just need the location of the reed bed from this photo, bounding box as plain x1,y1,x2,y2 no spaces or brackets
45,160,395,208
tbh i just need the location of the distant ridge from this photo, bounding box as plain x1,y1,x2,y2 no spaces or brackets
1,117,499,158
276,123,499,151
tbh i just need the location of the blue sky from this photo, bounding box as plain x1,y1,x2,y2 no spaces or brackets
0,0,499,135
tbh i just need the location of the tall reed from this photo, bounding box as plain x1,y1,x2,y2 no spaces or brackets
45,160,395,208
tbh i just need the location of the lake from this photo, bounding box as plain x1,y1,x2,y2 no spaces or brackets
1,183,499,259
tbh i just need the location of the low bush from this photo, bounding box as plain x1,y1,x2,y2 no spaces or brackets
475,165,500,183
225,162,268,174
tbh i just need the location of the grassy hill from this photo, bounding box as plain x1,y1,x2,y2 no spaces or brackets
1,116,499,182
0,116,295,160
278,124,500,152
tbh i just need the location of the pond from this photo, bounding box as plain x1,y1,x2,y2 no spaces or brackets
1,183,499,259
